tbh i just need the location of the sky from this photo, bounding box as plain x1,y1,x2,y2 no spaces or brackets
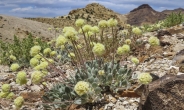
0,0,183,18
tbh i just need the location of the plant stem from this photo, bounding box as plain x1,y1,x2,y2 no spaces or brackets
81,27,90,54
73,41,85,68
112,27,115,66
71,41,81,66
100,29,104,43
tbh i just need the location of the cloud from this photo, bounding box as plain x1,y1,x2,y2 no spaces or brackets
0,0,184,17
11,7,33,12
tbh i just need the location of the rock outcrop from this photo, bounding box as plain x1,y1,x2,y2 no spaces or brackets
127,4,167,26
26,3,127,28
162,8,184,15
139,74,184,110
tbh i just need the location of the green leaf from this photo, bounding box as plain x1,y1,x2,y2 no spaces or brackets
94,63,99,68
95,87,101,94
108,62,112,70
107,73,113,81
112,69,116,75
80,94,87,99
119,68,126,74
117,75,123,81
62,94,70,100
91,68,95,74
119,80,126,87
92,82,98,88
94,69,98,75
126,69,132,79
65,86,71,93
113,64,117,70
88,76,94,83
94,78,99,82
74,98,87,105
87,68,91,73
104,63,108,72
59,88,63,93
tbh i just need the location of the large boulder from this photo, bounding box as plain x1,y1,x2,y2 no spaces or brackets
139,74,184,110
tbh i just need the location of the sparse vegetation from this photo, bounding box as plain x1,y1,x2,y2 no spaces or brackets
0,3,184,110
0,34,49,66
163,12,184,27
0,17,160,109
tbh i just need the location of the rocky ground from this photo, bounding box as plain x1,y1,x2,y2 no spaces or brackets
0,23,184,110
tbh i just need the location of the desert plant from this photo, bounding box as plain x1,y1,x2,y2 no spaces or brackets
42,59,136,109
1,18,155,109
0,34,49,66
163,11,184,27
39,18,152,109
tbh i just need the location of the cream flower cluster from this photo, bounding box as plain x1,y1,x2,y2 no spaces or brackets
74,81,90,96
107,18,118,27
34,54,42,59
62,27,78,41
31,71,43,84
148,36,160,46
131,57,139,64
85,31,94,37
82,25,92,33
98,70,105,75
30,58,39,67
30,45,41,56
10,63,20,71
92,43,105,56
9,55,16,61
33,61,49,70
16,71,27,85
75,19,85,27
120,29,129,36
43,48,52,55
91,26,99,33
62,27,75,33
1,84,10,92
14,96,24,109
117,44,130,55
98,20,108,28
125,39,131,45
55,35,67,47
138,72,152,84
68,52,75,58
0,84,14,99
50,51,57,56
132,27,142,35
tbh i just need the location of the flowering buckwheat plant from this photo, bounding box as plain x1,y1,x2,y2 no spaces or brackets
39,18,155,109
4,18,155,109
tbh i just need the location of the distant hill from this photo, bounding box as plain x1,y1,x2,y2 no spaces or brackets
25,3,127,28
0,15,56,42
127,4,167,26
24,3,184,27
162,8,184,15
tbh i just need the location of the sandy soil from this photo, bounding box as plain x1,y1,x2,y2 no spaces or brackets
0,14,58,43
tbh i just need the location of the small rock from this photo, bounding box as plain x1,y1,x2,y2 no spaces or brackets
30,85,41,92
157,30,171,38
109,95,117,104
139,74,184,110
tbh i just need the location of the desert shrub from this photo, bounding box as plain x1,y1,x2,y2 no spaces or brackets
163,12,184,27
0,34,49,66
